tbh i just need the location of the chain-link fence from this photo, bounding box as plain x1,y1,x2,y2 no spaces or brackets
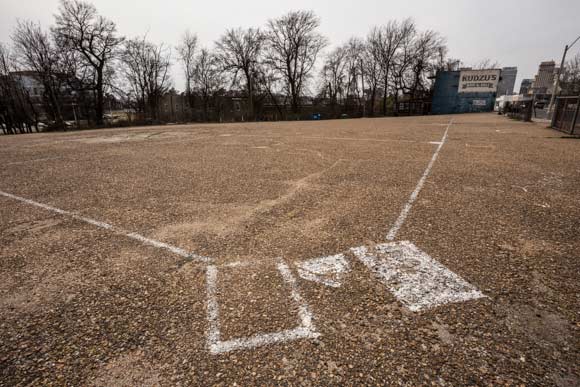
551,96,580,135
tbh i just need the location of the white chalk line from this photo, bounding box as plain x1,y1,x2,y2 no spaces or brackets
205,265,220,347
6,157,63,165
277,261,317,330
0,190,211,263
0,191,317,353
386,119,453,241
205,260,319,355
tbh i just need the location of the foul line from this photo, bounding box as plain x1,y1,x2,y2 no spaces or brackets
0,190,211,263
7,157,63,165
386,119,453,241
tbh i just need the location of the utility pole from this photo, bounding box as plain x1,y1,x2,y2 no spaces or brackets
547,35,580,115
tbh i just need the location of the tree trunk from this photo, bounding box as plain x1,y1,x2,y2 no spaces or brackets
289,79,299,115
46,80,64,128
360,61,365,117
370,87,376,117
203,96,209,122
246,71,254,121
393,84,399,116
266,87,284,119
382,72,388,116
95,67,104,126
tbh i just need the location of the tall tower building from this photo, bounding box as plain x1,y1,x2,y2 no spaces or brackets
519,79,533,95
497,67,517,96
531,61,558,95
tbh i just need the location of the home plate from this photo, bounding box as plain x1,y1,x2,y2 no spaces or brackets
296,254,350,288
351,241,485,312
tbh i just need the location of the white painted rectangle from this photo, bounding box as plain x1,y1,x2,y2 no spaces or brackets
351,241,485,312
296,254,350,288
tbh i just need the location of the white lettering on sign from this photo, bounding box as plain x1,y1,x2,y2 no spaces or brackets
458,69,500,94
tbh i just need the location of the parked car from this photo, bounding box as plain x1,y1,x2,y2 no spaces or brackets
534,101,546,109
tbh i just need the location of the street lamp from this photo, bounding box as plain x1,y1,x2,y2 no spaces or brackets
547,34,580,115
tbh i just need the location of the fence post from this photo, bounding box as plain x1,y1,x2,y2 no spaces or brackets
570,96,580,135
550,97,558,128
525,101,532,122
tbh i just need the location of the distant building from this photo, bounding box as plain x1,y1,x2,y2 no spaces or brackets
8,71,88,122
531,61,558,96
497,67,517,96
10,71,45,100
431,69,500,114
519,79,533,95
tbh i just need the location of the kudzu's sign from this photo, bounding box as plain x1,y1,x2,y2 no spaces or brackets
458,69,500,93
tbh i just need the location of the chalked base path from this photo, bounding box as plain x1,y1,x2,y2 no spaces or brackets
1,113,579,386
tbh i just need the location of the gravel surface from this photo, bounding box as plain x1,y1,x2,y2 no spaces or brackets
0,113,578,386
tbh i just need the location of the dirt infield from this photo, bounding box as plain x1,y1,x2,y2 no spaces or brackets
0,113,579,386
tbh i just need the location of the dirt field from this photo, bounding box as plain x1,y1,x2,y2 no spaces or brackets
0,113,579,386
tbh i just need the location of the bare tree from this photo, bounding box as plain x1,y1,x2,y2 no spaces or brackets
368,19,414,115
265,10,327,114
12,20,65,127
390,22,416,109
192,48,224,121
473,58,500,70
176,30,197,110
561,53,580,95
362,37,381,117
0,43,38,134
409,30,445,98
256,65,287,119
318,38,368,117
344,37,365,113
122,36,171,121
216,27,264,120
319,45,348,114
53,0,123,125
0,44,17,134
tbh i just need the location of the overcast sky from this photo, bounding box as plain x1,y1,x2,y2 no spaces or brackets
1,0,579,92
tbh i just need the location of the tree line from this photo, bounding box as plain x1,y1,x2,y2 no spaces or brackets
560,54,580,96
1,0,459,134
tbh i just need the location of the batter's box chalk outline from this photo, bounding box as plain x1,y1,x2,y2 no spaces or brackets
205,261,319,355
